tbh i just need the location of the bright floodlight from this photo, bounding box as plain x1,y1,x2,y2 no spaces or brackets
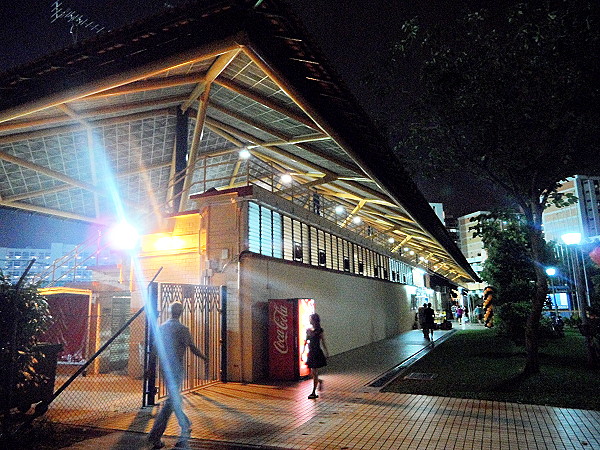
107,222,139,250
388,237,395,244
409,250,415,255
546,267,556,276
335,205,345,215
561,232,582,245
155,236,185,252
239,148,251,159
352,216,362,224
403,247,410,252
280,173,293,184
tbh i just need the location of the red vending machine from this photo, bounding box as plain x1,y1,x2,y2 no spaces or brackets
268,298,315,380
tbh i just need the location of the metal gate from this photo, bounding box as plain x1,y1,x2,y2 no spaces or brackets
144,283,226,406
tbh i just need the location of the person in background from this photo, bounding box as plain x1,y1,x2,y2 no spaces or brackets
456,305,464,324
424,303,435,344
473,304,483,324
148,302,207,449
302,313,329,399
418,302,428,339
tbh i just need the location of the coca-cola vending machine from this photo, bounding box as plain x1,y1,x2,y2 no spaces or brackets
268,298,315,380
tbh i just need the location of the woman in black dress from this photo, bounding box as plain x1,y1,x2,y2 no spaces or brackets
303,313,329,399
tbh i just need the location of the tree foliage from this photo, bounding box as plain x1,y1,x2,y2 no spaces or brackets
473,212,536,305
0,272,53,419
392,1,600,203
385,0,600,372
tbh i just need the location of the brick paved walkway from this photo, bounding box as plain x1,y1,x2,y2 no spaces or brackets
63,325,600,449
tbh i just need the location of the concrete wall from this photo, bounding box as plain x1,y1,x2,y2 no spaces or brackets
239,255,414,381
131,192,419,383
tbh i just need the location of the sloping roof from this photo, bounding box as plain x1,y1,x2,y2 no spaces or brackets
0,0,478,283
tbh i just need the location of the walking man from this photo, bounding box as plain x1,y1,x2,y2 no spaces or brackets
424,303,435,345
148,302,207,449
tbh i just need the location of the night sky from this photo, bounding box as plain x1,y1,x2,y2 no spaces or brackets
0,0,510,247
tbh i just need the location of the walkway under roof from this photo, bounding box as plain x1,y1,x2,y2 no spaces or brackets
0,0,477,284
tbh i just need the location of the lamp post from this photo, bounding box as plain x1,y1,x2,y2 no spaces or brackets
561,233,587,323
561,232,597,367
545,267,558,318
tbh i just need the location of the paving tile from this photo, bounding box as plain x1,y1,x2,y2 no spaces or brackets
56,326,600,450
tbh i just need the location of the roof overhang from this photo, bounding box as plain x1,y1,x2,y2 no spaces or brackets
0,0,478,283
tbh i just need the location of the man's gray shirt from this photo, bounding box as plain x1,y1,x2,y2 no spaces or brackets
158,318,201,378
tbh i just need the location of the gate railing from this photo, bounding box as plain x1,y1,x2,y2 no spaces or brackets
143,283,226,406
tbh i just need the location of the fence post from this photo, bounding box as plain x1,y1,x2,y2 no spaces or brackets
220,285,227,382
144,282,159,406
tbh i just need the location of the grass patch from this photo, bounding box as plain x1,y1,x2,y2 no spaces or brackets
383,328,600,410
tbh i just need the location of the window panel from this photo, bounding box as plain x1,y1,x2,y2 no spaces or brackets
325,232,333,269
283,216,293,261
302,223,311,265
272,211,283,258
248,202,261,253
246,202,415,283
293,241,303,261
310,227,319,266
260,207,272,256
331,235,339,270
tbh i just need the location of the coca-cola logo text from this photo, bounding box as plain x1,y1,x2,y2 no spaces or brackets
272,304,289,354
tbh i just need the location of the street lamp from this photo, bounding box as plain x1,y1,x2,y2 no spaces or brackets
545,267,558,317
561,232,588,323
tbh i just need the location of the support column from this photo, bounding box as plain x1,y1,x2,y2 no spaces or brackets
171,107,189,213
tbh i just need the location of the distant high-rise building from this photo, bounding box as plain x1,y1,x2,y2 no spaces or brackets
444,214,460,245
427,203,460,245
0,242,115,285
429,203,445,224
542,175,600,243
457,211,490,295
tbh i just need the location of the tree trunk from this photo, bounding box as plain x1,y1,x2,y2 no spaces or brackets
523,206,548,375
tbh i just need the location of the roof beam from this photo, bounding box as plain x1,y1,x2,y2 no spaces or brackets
214,78,318,130
0,108,173,145
208,102,360,174
180,87,211,211
55,104,101,218
0,41,242,124
84,73,205,99
0,199,106,224
0,96,186,134
0,150,101,194
204,116,336,177
181,49,241,112
0,161,170,202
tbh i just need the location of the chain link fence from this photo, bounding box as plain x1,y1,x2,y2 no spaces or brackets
45,306,146,427
41,283,225,428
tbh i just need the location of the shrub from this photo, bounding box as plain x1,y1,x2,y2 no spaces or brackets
495,301,556,345
0,272,53,427
563,313,581,328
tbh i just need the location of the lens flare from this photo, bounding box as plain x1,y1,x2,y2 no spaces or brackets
107,222,139,250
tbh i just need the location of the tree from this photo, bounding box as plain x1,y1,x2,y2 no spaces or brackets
386,0,600,373
473,212,540,305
